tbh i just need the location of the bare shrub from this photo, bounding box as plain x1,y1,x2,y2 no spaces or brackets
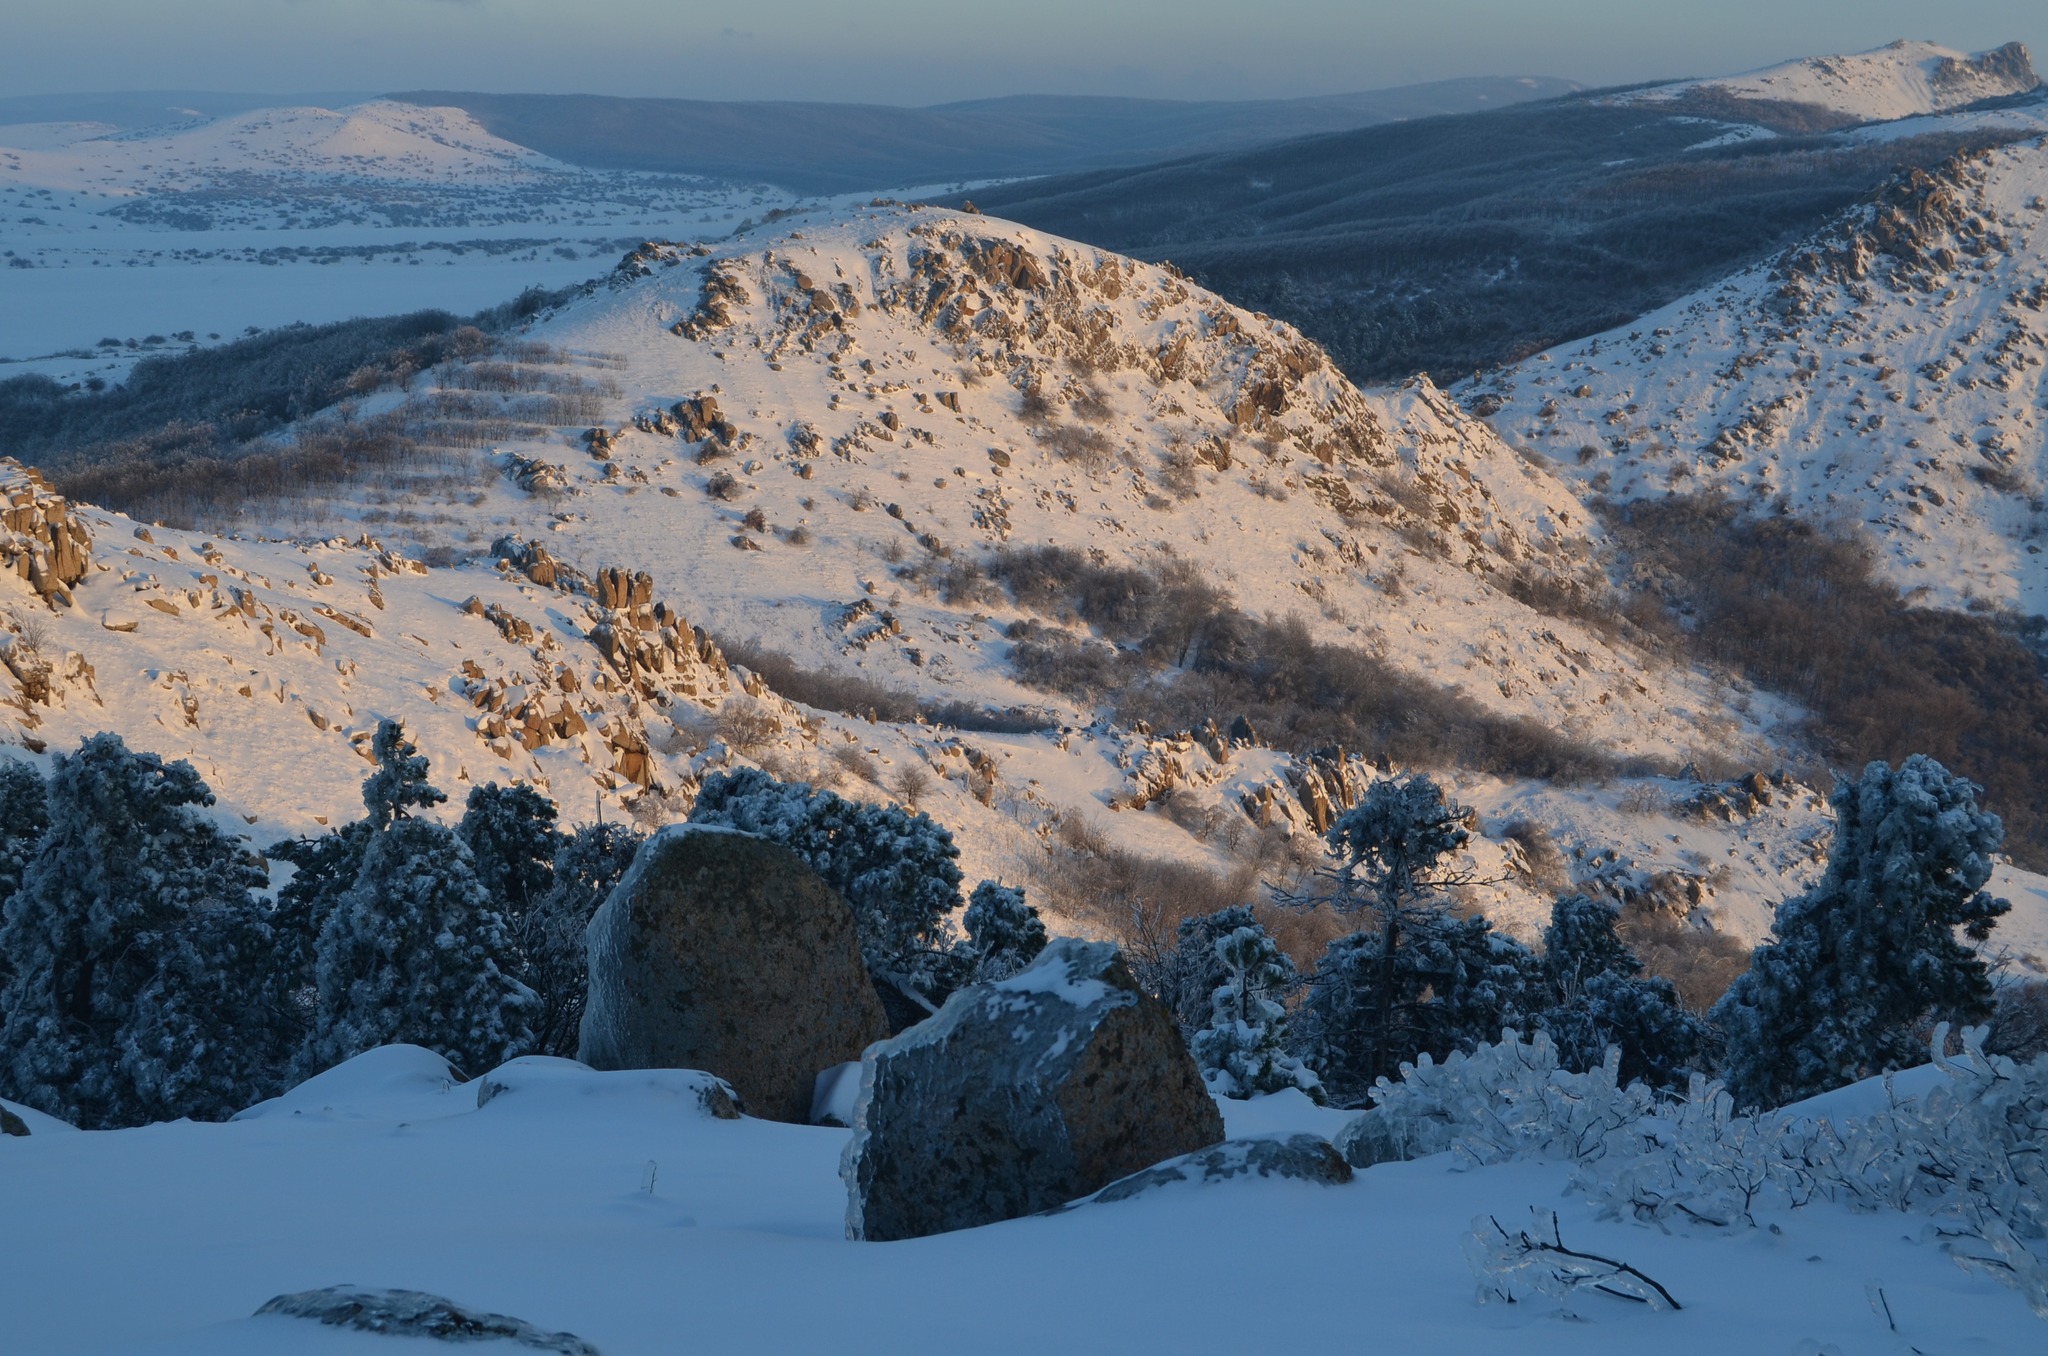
1610,493,2048,866
713,696,782,756
1615,908,1752,1014
1615,783,1671,816
1070,385,1114,422
1986,979,2048,1062
891,763,932,809
715,637,921,721
1036,423,1116,471
828,742,882,785
1158,442,1201,499
1499,818,1571,896
704,470,743,501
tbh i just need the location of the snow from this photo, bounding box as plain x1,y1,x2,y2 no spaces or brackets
1630,40,2040,123
1,1045,2038,1354
1463,134,2048,617
0,98,806,382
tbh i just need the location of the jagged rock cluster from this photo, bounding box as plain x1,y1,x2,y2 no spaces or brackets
0,459,92,606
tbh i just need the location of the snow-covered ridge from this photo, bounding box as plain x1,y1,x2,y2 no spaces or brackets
1631,39,2040,124
1463,138,2048,615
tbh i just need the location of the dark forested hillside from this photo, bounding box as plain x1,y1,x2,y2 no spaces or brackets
389,79,1581,194
963,92,2040,383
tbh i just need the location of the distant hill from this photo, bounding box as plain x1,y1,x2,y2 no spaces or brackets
0,90,377,130
385,78,1582,193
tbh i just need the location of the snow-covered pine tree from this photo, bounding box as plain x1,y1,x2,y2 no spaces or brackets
0,756,47,906
1156,904,1259,1036
1535,893,1707,1088
0,756,48,995
1296,911,1539,1107
362,717,446,826
520,821,644,1057
688,768,964,996
265,819,372,1052
299,721,535,1078
1713,755,2010,1109
1192,923,1322,1101
0,733,268,1127
458,782,566,921
119,896,298,1122
1290,774,1537,1103
958,881,1047,983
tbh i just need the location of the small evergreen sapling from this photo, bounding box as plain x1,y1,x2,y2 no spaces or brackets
459,781,567,920
958,881,1047,983
299,721,536,1078
1713,755,2009,1108
1192,923,1322,1100
1536,894,1708,1088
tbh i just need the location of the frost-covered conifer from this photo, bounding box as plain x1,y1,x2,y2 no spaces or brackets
958,881,1047,983
1291,774,1535,1102
1155,904,1259,1035
362,717,446,826
1536,894,1707,1088
0,733,267,1127
1713,755,2009,1109
458,782,566,920
520,821,644,1057
688,768,964,994
299,722,535,1078
0,756,47,907
1192,923,1321,1100
1298,913,1538,1106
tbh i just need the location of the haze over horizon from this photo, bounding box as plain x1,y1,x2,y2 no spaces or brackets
4,0,2046,107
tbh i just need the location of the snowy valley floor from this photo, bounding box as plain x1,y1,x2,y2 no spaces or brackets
2,1047,2037,1355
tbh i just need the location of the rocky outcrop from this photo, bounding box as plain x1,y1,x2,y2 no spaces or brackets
1334,1107,1434,1168
0,459,92,606
1,1105,28,1137
841,938,1224,1241
256,1287,598,1355
579,826,888,1124
1082,1134,1352,1205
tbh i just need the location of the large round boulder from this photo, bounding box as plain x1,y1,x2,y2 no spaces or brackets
841,937,1224,1240
578,824,888,1124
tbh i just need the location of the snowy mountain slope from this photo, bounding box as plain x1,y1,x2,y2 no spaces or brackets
1466,135,2048,614
424,205,1766,765
1,1045,2040,1356
1630,39,2040,123
12,202,2048,964
0,204,1825,947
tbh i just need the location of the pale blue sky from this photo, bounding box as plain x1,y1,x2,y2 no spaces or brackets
4,0,2045,104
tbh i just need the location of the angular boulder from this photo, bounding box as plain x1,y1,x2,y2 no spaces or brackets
842,937,1224,1241
578,825,888,1124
